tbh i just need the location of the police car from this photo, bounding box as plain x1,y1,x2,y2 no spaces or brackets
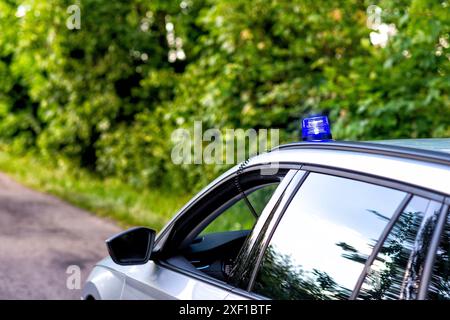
82,116,450,300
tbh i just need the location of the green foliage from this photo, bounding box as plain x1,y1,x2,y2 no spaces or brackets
200,183,277,234
0,0,448,191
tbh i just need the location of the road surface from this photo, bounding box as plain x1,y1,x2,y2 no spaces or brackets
0,172,121,299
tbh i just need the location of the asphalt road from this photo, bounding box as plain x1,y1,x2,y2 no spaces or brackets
0,172,121,299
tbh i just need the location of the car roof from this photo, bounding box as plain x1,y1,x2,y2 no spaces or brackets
276,139,450,166
369,138,450,155
241,139,450,196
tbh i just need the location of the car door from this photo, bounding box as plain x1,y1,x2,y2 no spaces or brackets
120,166,299,299
227,171,446,299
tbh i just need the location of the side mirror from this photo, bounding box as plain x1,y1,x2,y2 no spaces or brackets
106,227,156,266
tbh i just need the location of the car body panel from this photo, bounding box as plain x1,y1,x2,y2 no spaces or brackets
245,148,450,195
120,260,230,300
370,138,450,154
82,261,125,300
84,257,231,300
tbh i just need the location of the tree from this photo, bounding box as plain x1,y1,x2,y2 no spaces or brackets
0,0,448,190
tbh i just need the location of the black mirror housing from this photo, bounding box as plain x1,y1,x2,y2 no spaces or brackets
106,227,156,266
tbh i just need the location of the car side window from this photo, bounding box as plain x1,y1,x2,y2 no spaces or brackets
173,171,288,284
358,196,442,300
200,184,279,235
251,173,407,300
427,208,450,300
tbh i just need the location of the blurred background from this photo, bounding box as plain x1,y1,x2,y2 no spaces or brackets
0,0,448,230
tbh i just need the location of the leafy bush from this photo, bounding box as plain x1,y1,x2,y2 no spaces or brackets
0,0,448,191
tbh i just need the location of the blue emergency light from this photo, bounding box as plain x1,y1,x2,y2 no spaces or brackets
301,116,333,142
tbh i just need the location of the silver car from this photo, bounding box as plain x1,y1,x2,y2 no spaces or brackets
82,138,450,300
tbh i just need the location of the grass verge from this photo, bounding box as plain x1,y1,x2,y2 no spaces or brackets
0,151,191,231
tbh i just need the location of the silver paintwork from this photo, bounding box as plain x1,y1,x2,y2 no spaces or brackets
370,138,450,154
82,258,233,300
245,148,450,195
82,144,450,300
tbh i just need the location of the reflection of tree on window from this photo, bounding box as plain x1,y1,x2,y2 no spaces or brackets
334,207,424,300
401,207,438,299
354,198,442,300
254,245,352,300
358,210,423,299
428,211,450,300
336,242,369,265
